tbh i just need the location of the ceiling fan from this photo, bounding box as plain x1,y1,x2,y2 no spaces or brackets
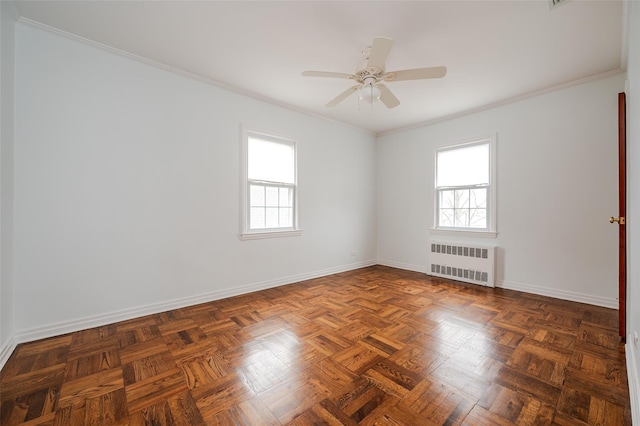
302,37,447,109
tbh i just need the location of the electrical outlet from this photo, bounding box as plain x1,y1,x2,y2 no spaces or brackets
634,332,639,346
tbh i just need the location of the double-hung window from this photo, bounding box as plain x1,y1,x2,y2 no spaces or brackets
434,136,496,236
241,129,301,240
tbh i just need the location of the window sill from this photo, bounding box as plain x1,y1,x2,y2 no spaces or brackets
239,229,304,241
429,228,497,239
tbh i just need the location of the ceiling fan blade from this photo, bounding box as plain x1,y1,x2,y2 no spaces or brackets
326,85,361,107
385,66,447,81
302,71,354,79
367,37,394,69
378,84,400,108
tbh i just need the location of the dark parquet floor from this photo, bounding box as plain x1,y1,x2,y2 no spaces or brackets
0,266,632,425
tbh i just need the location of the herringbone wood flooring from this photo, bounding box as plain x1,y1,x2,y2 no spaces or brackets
0,266,632,425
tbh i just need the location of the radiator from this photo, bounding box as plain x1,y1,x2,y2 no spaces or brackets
428,241,496,287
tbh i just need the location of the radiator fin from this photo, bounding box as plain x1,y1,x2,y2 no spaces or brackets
428,241,495,287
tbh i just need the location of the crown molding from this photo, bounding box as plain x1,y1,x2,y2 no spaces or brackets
377,68,626,137
15,15,625,140
16,17,376,138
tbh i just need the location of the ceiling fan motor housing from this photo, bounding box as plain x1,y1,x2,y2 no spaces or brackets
354,67,385,84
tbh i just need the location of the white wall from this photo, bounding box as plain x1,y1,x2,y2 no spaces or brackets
13,23,377,340
624,1,640,422
377,73,624,308
7,19,636,412
0,1,16,367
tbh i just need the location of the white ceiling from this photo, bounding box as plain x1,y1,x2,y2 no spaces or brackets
14,1,625,134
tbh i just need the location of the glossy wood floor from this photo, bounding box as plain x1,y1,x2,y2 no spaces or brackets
0,266,632,425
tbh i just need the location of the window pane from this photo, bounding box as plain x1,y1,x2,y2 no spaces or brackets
470,188,487,208
455,209,469,227
249,185,265,207
248,136,294,183
440,190,454,208
279,187,291,207
455,189,469,209
280,207,292,227
265,207,279,228
439,209,454,227
250,207,265,229
265,186,279,207
436,143,489,187
469,208,487,228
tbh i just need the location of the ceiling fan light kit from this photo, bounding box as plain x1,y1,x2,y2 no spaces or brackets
302,37,447,109
359,78,381,104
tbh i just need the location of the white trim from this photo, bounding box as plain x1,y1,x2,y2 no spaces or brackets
376,262,618,308
0,334,17,370
378,263,618,309
496,279,618,309
16,17,375,137
3,263,626,369
377,69,626,137
240,126,301,239
429,228,498,239
13,260,376,345
433,135,497,234
15,17,625,138
376,264,618,310
626,340,640,425
239,229,303,240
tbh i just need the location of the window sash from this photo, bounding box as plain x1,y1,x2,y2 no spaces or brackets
433,136,496,234
241,127,299,238
247,181,295,231
436,184,489,230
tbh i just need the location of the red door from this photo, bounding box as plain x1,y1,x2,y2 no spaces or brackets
612,92,627,339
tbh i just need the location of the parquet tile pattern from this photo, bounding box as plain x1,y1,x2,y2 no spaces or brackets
0,266,632,425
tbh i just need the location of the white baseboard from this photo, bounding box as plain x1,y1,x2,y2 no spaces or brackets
627,340,640,425
377,262,617,309
3,260,622,372
496,279,618,309
13,260,377,345
376,259,426,274
0,334,17,371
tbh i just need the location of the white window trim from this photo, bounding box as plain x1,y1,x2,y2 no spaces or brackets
430,135,497,238
239,126,302,240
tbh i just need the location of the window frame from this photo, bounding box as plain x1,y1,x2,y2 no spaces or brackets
431,136,497,238
240,127,302,240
